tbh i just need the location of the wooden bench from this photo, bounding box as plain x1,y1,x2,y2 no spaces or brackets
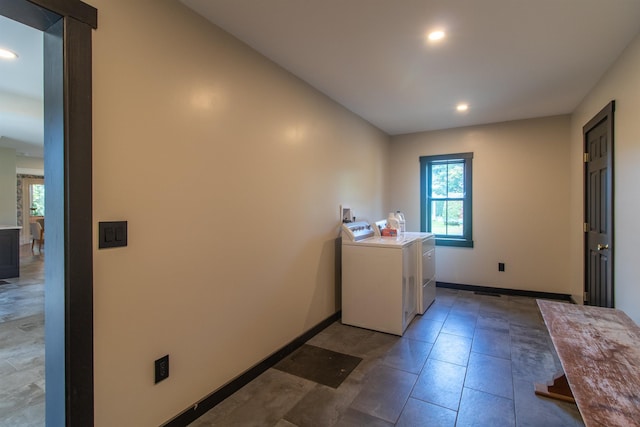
536,300,640,427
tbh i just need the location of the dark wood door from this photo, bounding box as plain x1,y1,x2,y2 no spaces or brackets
584,101,614,307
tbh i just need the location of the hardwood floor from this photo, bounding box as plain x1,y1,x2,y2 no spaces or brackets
0,245,44,427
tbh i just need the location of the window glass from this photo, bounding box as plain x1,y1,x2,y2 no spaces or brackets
30,184,45,217
447,163,464,197
431,164,448,198
430,200,464,236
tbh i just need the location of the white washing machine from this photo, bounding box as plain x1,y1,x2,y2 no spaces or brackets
341,221,418,335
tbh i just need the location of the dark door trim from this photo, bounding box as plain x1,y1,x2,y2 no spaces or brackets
0,1,96,425
583,100,615,307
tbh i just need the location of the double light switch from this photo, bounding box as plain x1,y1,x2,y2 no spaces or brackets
98,221,127,249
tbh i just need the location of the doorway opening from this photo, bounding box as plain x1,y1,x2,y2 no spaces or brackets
0,1,96,425
0,13,46,425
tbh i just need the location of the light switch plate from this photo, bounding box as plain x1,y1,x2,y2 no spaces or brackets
99,221,128,249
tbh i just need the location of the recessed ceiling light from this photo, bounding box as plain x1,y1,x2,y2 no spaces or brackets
0,48,18,60
456,103,469,112
427,30,446,42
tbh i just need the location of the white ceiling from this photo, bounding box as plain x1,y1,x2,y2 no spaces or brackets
1,1,640,159
179,0,640,135
0,14,43,158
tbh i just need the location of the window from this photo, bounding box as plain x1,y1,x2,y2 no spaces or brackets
420,152,473,247
30,183,45,217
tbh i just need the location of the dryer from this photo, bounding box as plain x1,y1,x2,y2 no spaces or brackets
404,232,436,314
373,219,437,316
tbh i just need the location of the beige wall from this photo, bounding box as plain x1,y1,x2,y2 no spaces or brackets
0,147,17,225
570,32,640,323
89,1,388,425
79,0,640,423
389,116,571,294
15,155,44,175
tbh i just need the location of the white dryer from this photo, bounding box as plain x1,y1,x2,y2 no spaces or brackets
341,222,418,335
404,232,436,314
373,220,437,316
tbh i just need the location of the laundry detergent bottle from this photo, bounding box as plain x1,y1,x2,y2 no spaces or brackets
387,212,400,230
395,211,406,233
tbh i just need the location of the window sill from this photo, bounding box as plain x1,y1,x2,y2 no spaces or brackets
435,238,474,248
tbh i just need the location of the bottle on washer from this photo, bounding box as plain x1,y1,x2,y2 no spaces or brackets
395,211,406,233
387,212,400,230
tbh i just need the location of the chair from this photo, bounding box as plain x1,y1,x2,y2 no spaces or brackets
30,221,44,252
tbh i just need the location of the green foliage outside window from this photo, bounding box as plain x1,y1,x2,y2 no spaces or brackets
30,184,45,217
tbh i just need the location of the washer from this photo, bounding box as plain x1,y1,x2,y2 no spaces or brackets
341,221,418,335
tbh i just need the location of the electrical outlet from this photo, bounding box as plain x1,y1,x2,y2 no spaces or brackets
155,355,169,384
498,262,505,272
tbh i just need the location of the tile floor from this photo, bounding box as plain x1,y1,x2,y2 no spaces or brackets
190,289,585,427
0,246,45,427
0,249,585,427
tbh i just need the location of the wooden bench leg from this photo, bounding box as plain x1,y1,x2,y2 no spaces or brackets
534,372,575,403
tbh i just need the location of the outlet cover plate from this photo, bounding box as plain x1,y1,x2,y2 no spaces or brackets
155,354,169,384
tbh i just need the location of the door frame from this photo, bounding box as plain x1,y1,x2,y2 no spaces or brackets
583,100,615,306
0,0,96,425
